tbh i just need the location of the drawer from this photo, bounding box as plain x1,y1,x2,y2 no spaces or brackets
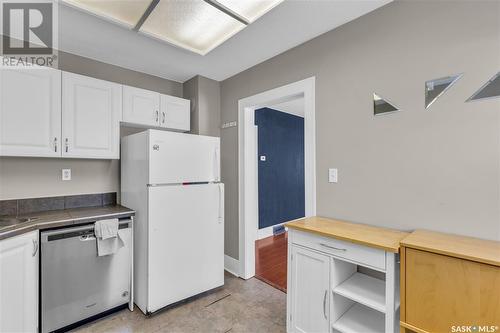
291,230,386,271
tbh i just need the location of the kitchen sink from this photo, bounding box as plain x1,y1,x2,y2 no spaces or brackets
0,217,39,226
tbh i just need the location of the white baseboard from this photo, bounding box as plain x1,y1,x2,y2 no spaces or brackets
257,222,286,240
224,255,240,277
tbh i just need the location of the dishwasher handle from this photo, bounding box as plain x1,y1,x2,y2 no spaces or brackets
79,234,96,241
41,219,132,243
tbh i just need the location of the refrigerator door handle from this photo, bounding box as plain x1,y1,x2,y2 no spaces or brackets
218,184,224,224
213,147,220,182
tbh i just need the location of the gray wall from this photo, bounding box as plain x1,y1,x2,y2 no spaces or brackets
197,76,221,137
0,52,183,200
183,76,200,134
183,75,221,137
220,0,500,259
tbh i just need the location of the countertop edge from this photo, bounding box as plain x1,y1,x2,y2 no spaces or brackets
400,241,500,267
0,208,135,241
285,219,408,253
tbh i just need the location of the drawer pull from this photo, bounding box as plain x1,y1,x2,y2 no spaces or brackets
319,243,347,251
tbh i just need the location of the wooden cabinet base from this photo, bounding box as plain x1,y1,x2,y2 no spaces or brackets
400,230,500,333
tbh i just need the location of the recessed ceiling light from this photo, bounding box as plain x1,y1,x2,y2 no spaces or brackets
61,0,284,55
61,0,153,28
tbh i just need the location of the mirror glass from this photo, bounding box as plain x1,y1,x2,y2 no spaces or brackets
373,93,399,116
425,74,462,108
467,72,500,102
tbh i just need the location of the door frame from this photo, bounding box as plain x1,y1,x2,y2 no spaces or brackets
238,77,316,279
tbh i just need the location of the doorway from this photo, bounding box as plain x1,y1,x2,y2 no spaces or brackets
253,103,305,291
238,77,316,281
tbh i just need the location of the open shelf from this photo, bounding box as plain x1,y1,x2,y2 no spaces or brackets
333,272,386,313
332,303,385,333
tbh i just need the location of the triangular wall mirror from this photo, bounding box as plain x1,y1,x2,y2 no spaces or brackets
373,93,400,116
425,74,462,108
467,72,500,102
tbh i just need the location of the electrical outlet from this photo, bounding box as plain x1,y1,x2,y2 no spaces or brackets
328,168,338,183
62,169,71,181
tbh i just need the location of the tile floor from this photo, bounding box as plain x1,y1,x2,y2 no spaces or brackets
255,232,287,292
71,272,286,333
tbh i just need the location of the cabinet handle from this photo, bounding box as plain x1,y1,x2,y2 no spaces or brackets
155,110,159,123
32,239,38,257
319,243,346,251
322,290,327,319
54,137,58,152
162,111,166,124
65,138,69,153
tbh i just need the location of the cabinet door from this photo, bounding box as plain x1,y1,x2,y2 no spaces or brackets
122,86,160,127
405,248,500,332
289,245,330,333
160,95,190,132
62,72,122,159
0,231,39,333
0,68,61,157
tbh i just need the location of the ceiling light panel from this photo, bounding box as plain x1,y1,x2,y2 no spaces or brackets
62,0,152,28
217,0,284,22
140,0,245,55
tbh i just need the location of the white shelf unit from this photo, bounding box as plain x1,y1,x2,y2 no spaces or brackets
332,303,385,333
333,272,386,313
330,258,392,333
287,229,400,333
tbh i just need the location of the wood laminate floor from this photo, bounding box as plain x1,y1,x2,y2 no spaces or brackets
70,272,286,333
254,232,287,292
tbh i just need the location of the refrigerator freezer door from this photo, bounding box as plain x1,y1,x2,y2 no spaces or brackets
147,183,224,312
149,130,220,184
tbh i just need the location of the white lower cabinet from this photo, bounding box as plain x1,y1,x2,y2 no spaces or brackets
287,230,400,333
289,246,330,333
62,72,122,159
0,231,39,333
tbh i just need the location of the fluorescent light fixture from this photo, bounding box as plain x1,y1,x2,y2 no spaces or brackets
62,0,153,28
216,0,284,23
140,0,245,55
61,0,284,55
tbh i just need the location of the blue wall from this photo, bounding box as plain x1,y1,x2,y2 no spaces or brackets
255,108,305,229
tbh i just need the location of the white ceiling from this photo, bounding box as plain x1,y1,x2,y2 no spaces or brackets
269,97,304,117
59,0,392,82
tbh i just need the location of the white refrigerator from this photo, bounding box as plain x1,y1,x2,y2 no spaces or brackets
121,129,224,314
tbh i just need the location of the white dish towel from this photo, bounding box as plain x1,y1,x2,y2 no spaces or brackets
94,218,124,256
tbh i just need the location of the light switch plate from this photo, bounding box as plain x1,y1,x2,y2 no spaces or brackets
62,169,71,181
328,168,338,183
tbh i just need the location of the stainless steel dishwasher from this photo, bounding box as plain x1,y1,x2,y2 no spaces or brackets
40,218,133,333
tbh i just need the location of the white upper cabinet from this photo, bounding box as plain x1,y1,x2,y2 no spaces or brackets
1,69,189,159
62,72,122,159
0,231,39,333
0,67,61,157
122,86,160,127
160,95,190,132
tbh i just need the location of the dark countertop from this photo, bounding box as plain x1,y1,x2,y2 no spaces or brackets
0,205,135,240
